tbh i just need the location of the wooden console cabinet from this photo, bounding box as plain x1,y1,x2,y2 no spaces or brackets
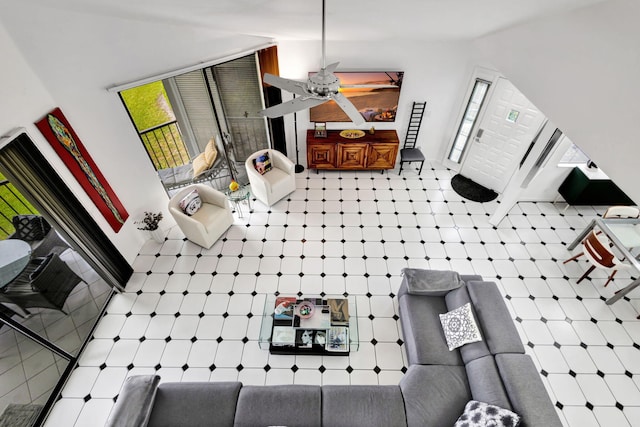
306,130,399,171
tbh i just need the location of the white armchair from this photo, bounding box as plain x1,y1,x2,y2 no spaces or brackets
168,184,233,249
245,149,296,207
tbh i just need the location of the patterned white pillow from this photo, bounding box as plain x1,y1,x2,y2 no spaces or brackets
179,189,202,216
439,302,482,351
454,400,520,427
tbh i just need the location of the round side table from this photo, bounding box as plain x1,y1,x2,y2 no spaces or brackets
225,185,252,218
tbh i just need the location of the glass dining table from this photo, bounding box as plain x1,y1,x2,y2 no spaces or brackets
0,239,32,288
568,217,640,304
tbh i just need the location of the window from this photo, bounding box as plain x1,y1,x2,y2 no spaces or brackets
559,143,590,165
448,79,491,163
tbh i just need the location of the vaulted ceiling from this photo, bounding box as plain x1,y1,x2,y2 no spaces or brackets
18,0,607,42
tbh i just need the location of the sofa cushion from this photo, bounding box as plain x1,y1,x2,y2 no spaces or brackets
495,354,563,427
105,375,160,427
467,281,525,355
400,365,471,427
445,286,491,363
147,381,241,427
398,294,463,366
439,302,482,351
400,268,463,296
322,385,407,427
234,384,321,427
465,355,512,410
454,400,520,427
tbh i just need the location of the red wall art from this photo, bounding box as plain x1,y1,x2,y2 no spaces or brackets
35,107,129,232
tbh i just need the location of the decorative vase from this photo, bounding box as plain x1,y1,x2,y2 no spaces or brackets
149,228,165,243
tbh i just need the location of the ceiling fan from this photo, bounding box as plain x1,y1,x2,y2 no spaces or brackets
258,0,398,126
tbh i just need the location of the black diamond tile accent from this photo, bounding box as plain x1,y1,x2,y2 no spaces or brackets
319,365,326,373
616,402,624,410
597,370,605,378
554,342,562,349
191,336,198,343
84,394,92,402
555,401,564,410
392,314,399,321
216,336,224,343
236,364,244,372
165,336,171,343
291,365,298,373
113,336,120,342
397,339,404,346
625,370,633,378
607,342,614,349
569,370,576,377
371,338,378,346
155,364,162,371
199,312,205,318
159,290,166,296
346,365,353,374
205,290,212,296
580,342,588,349
139,336,146,343
540,369,548,377
263,364,271,372
209,364,216,371
368,314,375,320
515,317,522,323
242,337,249,343
401,366,408,374
527,342,535,349
182,290,189,296
366,292,372,298
223,312,229,318
99,363,107,370
228,290,235,296
136,290,143,295
174,312,181,318
373,366,381,374
585,402,594,411
182,364,189,371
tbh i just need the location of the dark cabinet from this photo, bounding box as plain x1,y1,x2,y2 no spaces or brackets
558,166,634,205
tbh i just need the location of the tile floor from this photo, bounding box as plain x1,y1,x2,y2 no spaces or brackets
45,163,640,427
0,249,112,417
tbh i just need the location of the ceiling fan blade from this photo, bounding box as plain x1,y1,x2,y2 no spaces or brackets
332,92,365,126
263,73,308,96
340,84,399,89
324,62,340,73
259,97,328,118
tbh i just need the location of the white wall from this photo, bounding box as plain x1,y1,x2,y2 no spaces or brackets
474,0,640,204
0,2,270,262
277,40,477,165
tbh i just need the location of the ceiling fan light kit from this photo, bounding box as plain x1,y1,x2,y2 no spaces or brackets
258,0,389,127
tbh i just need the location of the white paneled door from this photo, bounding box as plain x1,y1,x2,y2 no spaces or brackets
460,77,546,193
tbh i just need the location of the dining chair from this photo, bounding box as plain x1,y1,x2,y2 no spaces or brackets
569,230,632,287
563,205,640,263
0,253,84,314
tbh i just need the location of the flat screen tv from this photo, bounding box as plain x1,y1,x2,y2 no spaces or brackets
309,71,404,123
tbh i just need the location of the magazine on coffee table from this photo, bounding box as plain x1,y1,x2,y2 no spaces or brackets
327,326,349,352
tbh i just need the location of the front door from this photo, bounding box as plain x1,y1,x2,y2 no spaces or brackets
460,77,546,193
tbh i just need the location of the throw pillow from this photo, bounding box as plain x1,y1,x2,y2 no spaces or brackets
439,302,482,351
454,400,520,427
204,137,218,166
192,153,210,178
179,189,202,216
253,152,272,175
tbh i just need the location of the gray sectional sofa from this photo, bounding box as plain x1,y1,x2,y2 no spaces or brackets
105,269,562,427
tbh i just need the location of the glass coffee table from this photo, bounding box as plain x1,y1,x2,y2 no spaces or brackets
259,295,358,355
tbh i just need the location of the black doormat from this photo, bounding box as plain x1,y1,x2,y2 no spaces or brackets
451,174,498,203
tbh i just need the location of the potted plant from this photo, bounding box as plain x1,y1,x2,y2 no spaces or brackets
136,211,164,243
